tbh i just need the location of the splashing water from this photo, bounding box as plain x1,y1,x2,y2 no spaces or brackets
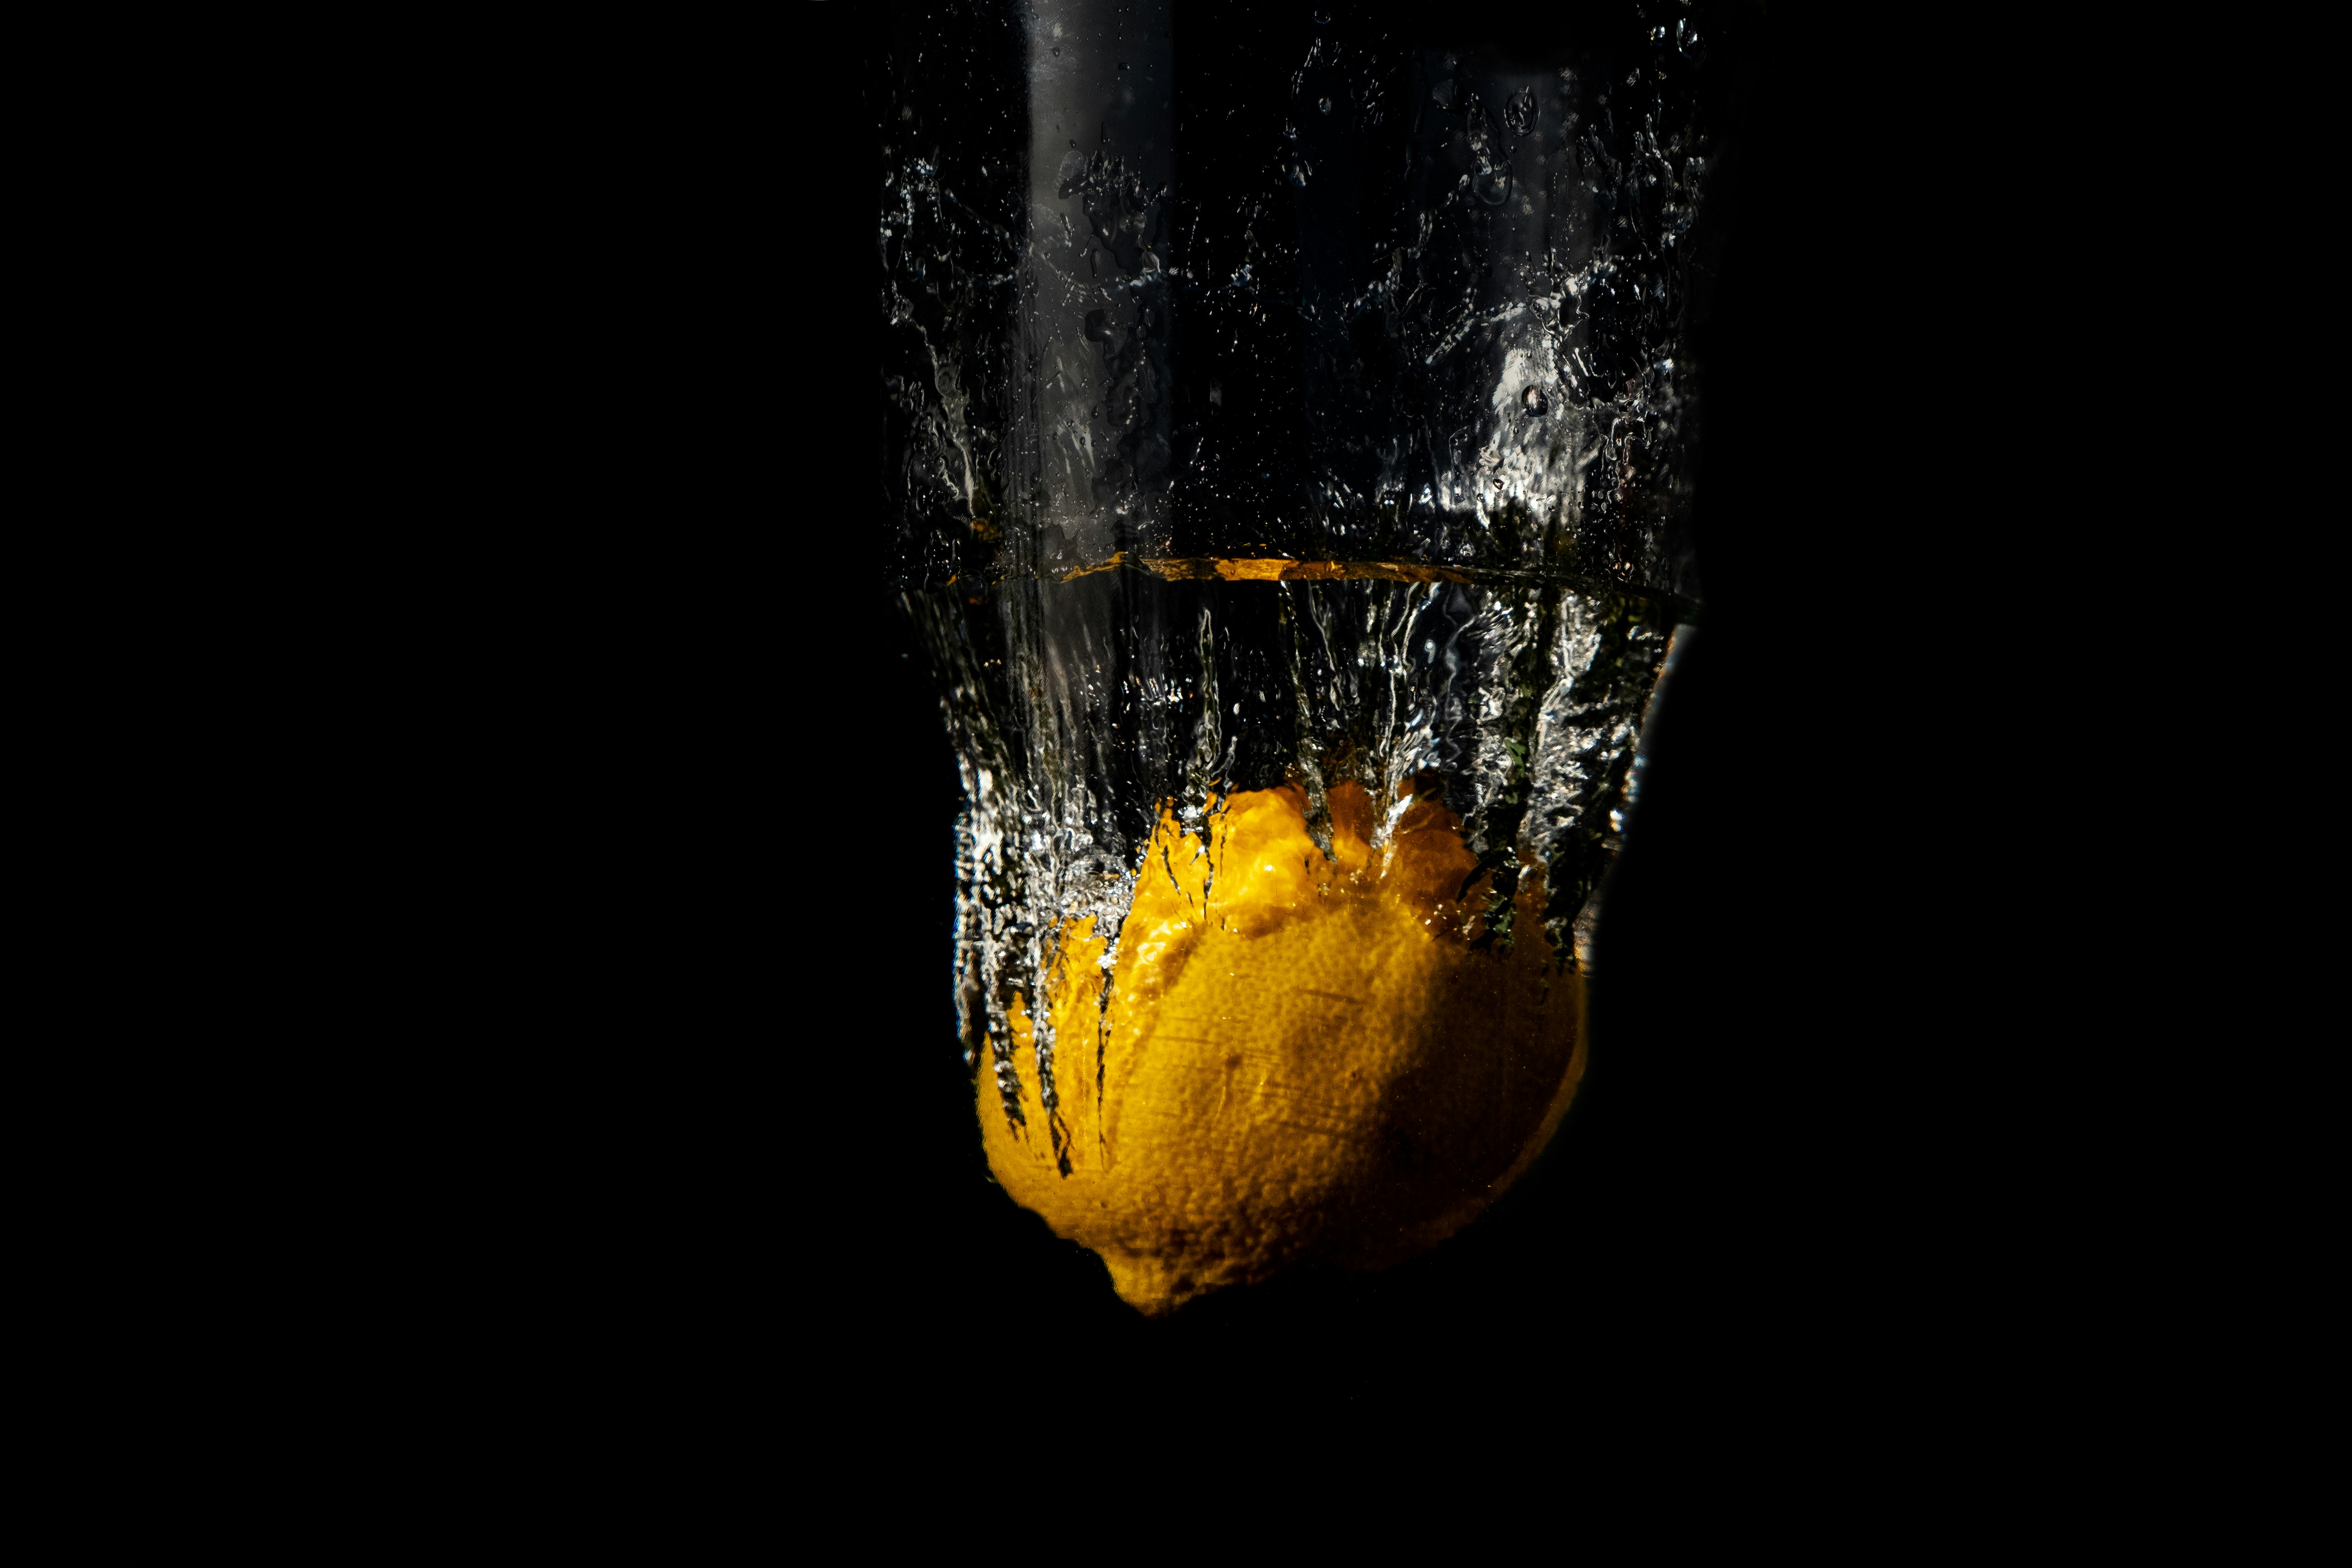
881,1,1734,1135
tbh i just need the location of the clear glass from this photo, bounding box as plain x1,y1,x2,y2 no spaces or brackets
880,0,1735,1311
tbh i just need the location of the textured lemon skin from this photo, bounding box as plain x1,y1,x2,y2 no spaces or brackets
981,781,1586,1315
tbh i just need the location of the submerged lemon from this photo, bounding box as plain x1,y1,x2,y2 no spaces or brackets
982,779,1586,1315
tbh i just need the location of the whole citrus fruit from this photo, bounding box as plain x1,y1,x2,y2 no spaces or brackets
982,778,1586,1314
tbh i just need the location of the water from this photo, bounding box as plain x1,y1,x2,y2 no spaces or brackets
880,1,1733,1127
909,566,1676,1126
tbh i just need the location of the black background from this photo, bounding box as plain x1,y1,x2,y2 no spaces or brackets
461,2,2020,1440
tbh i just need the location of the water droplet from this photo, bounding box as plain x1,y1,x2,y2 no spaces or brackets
1318,96,1332,114
1313,7,1330,21
1503,88,1535,136
1521,386,1549,417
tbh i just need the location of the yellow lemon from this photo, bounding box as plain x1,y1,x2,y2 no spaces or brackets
982,779,1586,1315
